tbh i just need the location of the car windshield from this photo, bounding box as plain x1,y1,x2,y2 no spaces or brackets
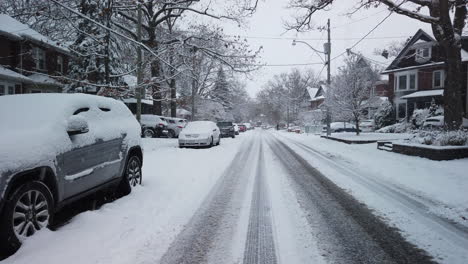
184,121,212,131
217,122,232,127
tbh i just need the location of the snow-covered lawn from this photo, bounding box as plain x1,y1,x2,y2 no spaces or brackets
276,131,468,263
324,132,412,141
3,135,249,264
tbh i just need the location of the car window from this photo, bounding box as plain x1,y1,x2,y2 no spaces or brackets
99,107,111,112
73,108,89,115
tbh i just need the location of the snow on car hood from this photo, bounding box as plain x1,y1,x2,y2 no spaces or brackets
0,94,141,176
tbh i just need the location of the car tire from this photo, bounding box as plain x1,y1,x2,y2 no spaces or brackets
0,181,54,255
143,128,155,138
167,130,175,138
217,137,221,146
231,134,235,139
118,155,142,196
209,137,214,148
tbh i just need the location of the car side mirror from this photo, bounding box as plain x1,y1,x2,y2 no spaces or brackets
67,115,89,136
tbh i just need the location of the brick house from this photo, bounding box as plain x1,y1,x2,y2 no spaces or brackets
308,84,327,110
0,14,70,95
381,29,468,120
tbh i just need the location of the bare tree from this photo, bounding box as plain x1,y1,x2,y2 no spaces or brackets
287,0,467,129
327,54,380,135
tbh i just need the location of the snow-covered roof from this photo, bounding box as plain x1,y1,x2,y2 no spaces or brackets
0,65,32,83
122,75,137,87
400,89,444,99
310,95,325,102
177,108,191,115
0,14,69,54
122,98,153,105
28,73,63,86
307,87,319,101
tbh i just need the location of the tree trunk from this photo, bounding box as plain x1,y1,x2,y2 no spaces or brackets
355,116,360,136
442,42,463,129
430,2,464,129
151,59,162,115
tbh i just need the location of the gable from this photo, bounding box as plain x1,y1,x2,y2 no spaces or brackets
384,29,437,72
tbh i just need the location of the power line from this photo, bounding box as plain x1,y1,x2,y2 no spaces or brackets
225,35,410,41
252,62,324,67
332,11,394,61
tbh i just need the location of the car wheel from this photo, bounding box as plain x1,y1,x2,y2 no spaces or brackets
209,137,214,148
231,134,235,139
167,130,176,138
143,128,154,138
0,181,54,255
217,136,221,146
118,155,142,195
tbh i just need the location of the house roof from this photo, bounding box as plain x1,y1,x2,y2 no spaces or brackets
306,87,319,101
384,29,436,72
0,65,33,83
28,73,63,86
400,89,444,99
122,75,137,87
383,29,468,74
0,14,69,54
310,95,325,102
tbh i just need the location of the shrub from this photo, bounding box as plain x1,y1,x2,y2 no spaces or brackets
374,101,395,129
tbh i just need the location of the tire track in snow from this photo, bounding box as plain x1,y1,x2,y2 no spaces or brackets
274,132,468,247
243,139,278,264
265,133,436,264
159,133,260,264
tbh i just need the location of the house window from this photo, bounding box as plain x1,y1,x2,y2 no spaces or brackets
397,102,407,119
32,47,46,70
398,75,407,90
0,83,16,95
433,70,444,88
416,47,431,62
57,55,63,73
395,71,417,91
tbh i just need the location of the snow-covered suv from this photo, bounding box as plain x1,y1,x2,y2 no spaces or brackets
0,94,143,254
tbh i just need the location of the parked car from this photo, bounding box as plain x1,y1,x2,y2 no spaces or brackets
238,124,247,132
0,94,143,254
322,122,359,133
140,114,168,138
244,123,253,130
165,117,187,138
359,119,375,132
217,121,236,138
178,121,221,148
233,123,240,135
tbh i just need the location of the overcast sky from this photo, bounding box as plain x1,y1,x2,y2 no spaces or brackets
220,1,433,98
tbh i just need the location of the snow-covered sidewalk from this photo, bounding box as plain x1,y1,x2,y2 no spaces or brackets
3,134,250,264
275,131,468,263
323,132,412,142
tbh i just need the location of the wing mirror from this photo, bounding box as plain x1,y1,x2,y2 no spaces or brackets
67,115,89,136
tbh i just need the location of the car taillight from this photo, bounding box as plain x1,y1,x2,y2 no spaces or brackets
159,123,164,127
177,126,183,128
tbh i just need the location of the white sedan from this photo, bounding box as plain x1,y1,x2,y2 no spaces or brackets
178,121,221,148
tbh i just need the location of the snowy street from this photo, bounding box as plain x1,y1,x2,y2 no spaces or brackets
3,130,467,264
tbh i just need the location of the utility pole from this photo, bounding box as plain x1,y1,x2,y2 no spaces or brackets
136,1,143,123
326,18,332,136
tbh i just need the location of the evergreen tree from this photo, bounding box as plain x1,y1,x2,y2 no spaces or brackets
211,67,233,110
